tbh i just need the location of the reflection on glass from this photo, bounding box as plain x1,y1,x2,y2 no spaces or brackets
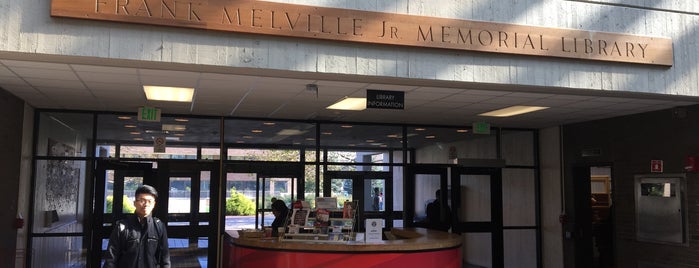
331,179,353,206
415,174,440,221
169,177,192,213
200,171,211,213
367,179,385,212
225,172,257,230
123,176,143,213
460,174,491,222
641,182,675,197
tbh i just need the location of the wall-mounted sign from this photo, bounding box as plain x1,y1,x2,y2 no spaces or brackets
153,136,166,153
50,0,673,66
138,106,161,122
651,160,664,173
366,89,404,110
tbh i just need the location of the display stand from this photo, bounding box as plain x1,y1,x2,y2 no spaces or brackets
282,199,358,243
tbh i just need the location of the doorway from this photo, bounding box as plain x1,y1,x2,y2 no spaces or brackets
92,160,219,268
324,170,392,230
406,164,509,268
223,162,305,230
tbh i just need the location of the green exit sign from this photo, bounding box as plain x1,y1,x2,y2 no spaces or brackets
138,106,161,122
473,122,490,134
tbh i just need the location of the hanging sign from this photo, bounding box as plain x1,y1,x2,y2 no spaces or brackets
366,89,404,110
138,106,161,122
473,122,491,134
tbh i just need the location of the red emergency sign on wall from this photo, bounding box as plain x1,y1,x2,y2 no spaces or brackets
651,160,663,173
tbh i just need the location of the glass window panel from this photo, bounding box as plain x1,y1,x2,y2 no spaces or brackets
392,166,404,211
366,179,385,212
36,112,93,157
503,168,536,226
504,229,537,268
96,114,221,144
305,148,317,162
227,148,300,161
325,150,391,164
224,119,316,146
120,145,197,159
464,233,492,268
96,143,116,158
409,126,497,164
32,236,85,268
201,147,220,160
169,177,191,213
225,172,257,230
415,174,440,221
460,174,491,222
33,160,86,233
304,165,317,204
319,123,403,150
200,171,211,213
123,176,143,213
501,130,535,166
331,178,353,205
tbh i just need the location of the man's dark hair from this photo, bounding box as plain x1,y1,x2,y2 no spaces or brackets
136,184,158,198
271,200,288,213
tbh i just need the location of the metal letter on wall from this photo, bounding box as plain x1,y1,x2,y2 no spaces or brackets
50,0,673,66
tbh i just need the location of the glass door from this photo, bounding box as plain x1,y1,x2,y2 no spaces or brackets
92,160,154,268
452,167,503,268
223,163,304,230
405,165,450,231
157,161,219,268
324,171,392,230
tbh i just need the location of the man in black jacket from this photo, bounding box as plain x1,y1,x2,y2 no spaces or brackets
104,185,170,268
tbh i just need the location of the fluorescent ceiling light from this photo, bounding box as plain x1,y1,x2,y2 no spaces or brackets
479,106,549,117
143,85,194,102
327,97,366,111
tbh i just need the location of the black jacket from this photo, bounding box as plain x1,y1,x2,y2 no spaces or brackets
103,215,170,268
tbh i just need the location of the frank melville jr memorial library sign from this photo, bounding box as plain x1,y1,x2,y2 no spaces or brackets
51,0,673,66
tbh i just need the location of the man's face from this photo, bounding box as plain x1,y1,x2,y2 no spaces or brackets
134,193,156,218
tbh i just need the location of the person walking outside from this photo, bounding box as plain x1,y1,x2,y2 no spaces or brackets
104,185,170,268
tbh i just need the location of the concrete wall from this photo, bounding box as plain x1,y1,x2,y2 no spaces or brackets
0,0,697,97
0,88,25,265
562,104,699,268
539,126,563,268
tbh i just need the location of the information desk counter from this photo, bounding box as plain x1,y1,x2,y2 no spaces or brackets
223,228,462,268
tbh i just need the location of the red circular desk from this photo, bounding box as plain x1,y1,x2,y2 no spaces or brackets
223,228,462,268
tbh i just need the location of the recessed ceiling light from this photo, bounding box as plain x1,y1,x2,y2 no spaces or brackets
174,118,189,122
456,129,468,133
243,135,253,139
263,122,276,125
415,128,426,131
322,132,333,135
129,131,141,135
306,137,316,141
341,125,353,128
118,116,132,120
162,124,186,131
327,97,366,110
133,137,144,141
386,134,399,138
425,135,436,139
366,139,376,143
124,125,137,128
174,133,185,137
251,129,263,133
143,85,195,102
479,106,549,117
